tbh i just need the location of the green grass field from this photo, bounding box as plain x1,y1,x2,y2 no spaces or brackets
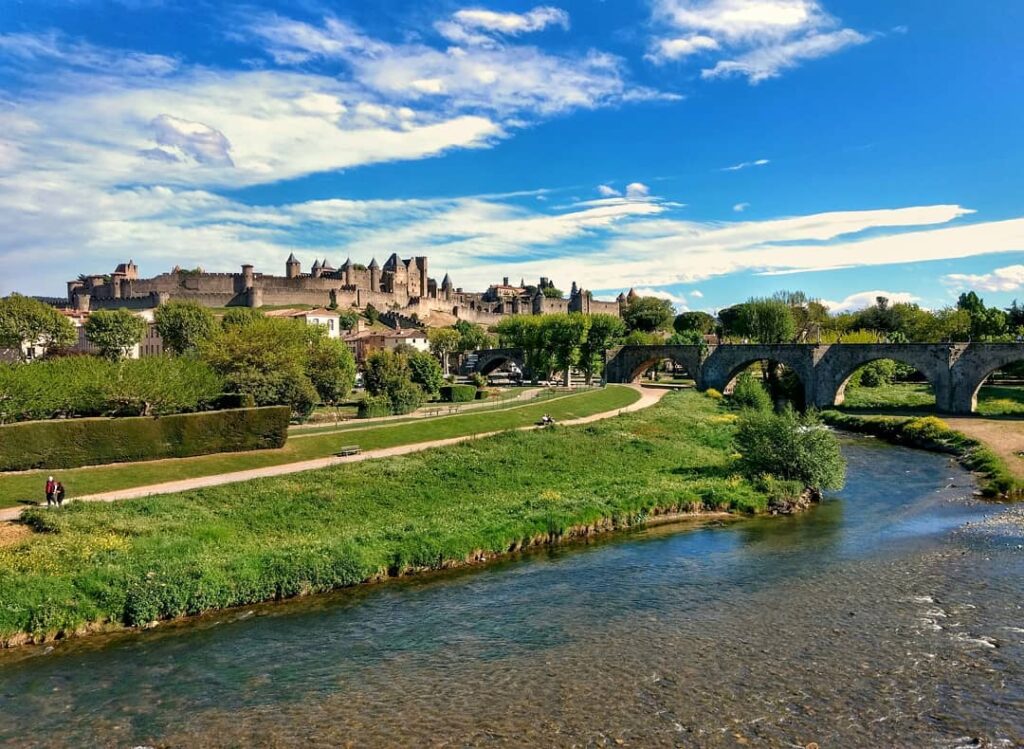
0,390,768,644
840,383,1024,416
0,386,639,509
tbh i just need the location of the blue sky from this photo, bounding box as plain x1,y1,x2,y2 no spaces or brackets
2,0,1023,314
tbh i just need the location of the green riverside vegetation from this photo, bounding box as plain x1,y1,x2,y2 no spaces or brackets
0,390,787,645
0,386,639,508
840,382,1024,416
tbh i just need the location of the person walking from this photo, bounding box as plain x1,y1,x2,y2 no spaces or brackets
54,481,66,507
45,476,56,507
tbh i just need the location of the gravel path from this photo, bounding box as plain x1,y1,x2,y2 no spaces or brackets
0,386,666,523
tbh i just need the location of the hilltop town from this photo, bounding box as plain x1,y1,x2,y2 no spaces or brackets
64,255,623,325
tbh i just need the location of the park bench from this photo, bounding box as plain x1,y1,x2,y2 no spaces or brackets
335,445,361,457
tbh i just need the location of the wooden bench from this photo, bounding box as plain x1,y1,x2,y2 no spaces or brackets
335,445,361,457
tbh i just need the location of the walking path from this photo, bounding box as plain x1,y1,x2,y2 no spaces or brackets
943,416,1024,480
0,386,666,522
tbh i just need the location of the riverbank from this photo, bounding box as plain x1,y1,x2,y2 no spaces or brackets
0,390,792,647
821,410,1024,499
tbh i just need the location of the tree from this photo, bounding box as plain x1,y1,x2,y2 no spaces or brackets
717,305,746,339
453,319,494,353
427,327,462,374
407,349,445,398
337,310,360,332
0,294,76,360
495,315,553,384
85,308,147,360
735,408,846,493
673,311,715,336
544,313,590,386
579,313,626,384
957,291,1008,340
541,286,564,299
154,300,215,355
306,335,356,405
363,350,425,415
221,307,264,329
739,298,796,344
363,303,380,326
731,371,772,411
201,317,317,418
622,296,674,333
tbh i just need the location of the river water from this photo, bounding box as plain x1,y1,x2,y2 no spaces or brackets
1,436,1022,747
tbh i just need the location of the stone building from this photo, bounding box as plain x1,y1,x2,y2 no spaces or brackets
65,255,622,325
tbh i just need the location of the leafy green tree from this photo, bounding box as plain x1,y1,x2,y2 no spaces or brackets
363,350,425,414
0,294,76,360
541,286,564,299
667,330,705,346
735,408,846,492
544,313,590,385
716,304,746,339
579,313,626,384
85,309,147,360
495,315,553,384
201,317,317,418
154,300,215,355
739,298,796,344
427,327,461,374
407,349,445,398
673,311,715,336
453,319,494,353
337,310,360,332
957,291,1009,340
221,307,264,329
622,296,674,333
363,303,380,326
305,335,356,405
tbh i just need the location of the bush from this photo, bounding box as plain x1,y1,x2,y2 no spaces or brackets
735,408,846,492
407,350,445,399
469,372,487,389
730,372,772,411
440,384,477,402
0,356,224,423
357,395,393,419
0,406,290,471
704,388,723,400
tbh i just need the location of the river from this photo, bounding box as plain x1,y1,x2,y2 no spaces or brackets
0,436,1022,747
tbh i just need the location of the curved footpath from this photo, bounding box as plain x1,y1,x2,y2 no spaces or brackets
0,386,666,522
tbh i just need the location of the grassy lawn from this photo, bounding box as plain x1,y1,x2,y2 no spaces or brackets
840,383,1024,416
0,390,767,644
0,386,639,509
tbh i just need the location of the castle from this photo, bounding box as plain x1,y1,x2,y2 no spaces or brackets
66,255,622,324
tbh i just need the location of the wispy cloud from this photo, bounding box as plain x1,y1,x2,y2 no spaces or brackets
819,290,921,313
646,0,871,82
733,202,750,212
942,265,1024,293
597,184,621,197
437,6,569,46
722,158,770,171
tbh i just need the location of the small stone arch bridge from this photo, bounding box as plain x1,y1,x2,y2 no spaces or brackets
469,343,1024,414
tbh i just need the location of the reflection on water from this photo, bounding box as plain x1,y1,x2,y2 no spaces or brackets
1,436,1022,747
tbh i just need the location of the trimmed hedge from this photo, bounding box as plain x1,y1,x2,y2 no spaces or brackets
441,384,478,403
357,396,393,419
0,406,290,471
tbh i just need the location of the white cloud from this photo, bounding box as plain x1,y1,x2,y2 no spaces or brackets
646,34,719,63
438,6,570,46
597,184,621,197
819,290,921,313
625,182,651,198
702,28,869,83
647,0,870,83
689,289,703,298
0,30,178,77
733,202,750,212
722,158,770,171
942,265,1024,293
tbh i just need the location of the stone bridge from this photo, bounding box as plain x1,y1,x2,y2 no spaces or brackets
468,343,1024,414
472,348,530,379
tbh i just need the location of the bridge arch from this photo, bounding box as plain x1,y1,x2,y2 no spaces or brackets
951,344,1024,413
603,345,703,385
473,348,528,379
813,344,954,412
700,345,816,406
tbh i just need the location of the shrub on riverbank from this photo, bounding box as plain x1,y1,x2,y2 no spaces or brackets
735,408,846,493
0,390,782,644
730,372,772,411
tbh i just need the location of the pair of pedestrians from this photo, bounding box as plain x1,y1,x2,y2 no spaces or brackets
44,476,66,507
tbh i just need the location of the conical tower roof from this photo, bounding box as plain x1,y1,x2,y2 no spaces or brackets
369,257,379,269
626,287,639,302
286,252,298,264
311,259,322,270
441,273,453,288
